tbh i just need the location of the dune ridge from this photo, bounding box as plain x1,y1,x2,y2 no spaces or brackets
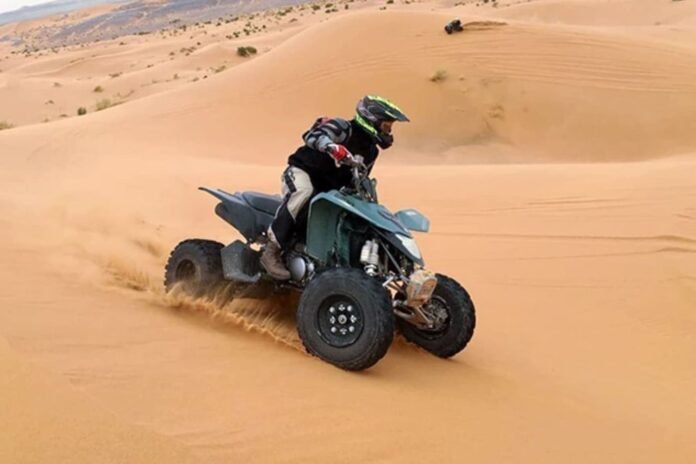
3,11,696,163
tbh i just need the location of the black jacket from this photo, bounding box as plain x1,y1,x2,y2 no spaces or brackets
287,117,379,193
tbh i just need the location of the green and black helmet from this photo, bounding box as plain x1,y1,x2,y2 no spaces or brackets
355,95,410,149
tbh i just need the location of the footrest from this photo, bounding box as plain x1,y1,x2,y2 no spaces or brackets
221,240,262,284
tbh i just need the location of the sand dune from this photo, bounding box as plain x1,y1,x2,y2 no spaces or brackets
0,1,319,126
1,1,695,462
477,0,696,27
1,159,695,463
4,10,696,161
0,336,197,463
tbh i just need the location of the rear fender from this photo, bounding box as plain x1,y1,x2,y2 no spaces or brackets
199,187,269,241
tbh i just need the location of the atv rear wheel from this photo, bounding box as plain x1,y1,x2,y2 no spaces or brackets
297,268,394,371
164,239,224,297
397,273,475,358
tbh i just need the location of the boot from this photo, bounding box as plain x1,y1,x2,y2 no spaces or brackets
260,240,291,281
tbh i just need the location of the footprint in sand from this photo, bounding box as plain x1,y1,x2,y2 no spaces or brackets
487,104,505,120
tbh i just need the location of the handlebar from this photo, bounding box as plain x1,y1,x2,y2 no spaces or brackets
345,162,377,203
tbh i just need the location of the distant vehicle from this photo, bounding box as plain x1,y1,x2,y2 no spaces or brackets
445,18,464,34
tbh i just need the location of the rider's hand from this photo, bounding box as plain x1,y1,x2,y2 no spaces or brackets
327,143,351,163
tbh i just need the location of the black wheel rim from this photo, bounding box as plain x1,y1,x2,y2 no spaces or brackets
175,259,198,283
316,295,364,348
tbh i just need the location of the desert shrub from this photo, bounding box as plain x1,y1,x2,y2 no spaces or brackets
95,99,113,111
93,85,104,92
237,46,258,57
0,121,14,130
77,107,87,116
430,69,447,82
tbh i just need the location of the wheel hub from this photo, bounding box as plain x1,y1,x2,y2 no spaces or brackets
175,259,197,282
318,299,364,347
420,296,450,332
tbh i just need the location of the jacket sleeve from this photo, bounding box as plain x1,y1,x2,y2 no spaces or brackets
302,117,352,154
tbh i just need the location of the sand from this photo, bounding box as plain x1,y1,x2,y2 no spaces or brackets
1,0,695,462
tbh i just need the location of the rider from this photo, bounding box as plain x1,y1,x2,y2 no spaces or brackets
260,95,410,280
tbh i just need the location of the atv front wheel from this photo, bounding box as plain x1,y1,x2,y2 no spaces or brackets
164,239,224,297
397,273,476,358
297,268,394,371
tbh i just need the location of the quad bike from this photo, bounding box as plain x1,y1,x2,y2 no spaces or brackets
164,162,476,370
445,18,464,34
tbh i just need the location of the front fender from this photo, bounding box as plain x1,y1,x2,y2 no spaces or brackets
395,209,430,233
310,192,411,235
305,191,427,267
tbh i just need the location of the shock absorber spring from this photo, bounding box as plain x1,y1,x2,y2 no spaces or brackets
360,239,380,276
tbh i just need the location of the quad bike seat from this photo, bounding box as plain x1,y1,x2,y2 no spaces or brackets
241,192,282,215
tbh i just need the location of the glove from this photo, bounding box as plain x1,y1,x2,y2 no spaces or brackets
327,143,351,163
